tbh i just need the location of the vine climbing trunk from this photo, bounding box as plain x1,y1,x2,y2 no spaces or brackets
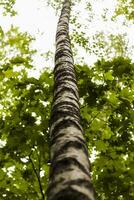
47,1,95,200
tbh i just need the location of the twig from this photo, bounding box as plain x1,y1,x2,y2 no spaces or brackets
29,155,44,200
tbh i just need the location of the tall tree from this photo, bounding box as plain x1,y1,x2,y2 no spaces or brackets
47,1,95,200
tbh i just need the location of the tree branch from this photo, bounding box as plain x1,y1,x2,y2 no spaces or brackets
29,155,44,200
88,111,101,125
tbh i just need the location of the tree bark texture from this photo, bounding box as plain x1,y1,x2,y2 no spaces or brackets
47,1,95,200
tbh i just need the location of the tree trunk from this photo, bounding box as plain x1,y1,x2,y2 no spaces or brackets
47,1,95,200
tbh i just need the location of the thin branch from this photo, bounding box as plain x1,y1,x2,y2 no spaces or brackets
35,148,41,173
29,155,44,200
88,111,101,125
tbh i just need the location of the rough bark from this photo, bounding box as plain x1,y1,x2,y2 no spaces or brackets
47,1,95,200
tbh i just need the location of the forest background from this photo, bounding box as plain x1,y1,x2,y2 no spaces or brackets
0,0,134,199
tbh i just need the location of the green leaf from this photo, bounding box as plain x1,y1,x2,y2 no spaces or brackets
95,140,109,152
104,71,114,81
4,70,19,78
102,127,112,139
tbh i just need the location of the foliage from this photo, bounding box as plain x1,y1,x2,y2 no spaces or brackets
0,26,36,67
71,30,129,59
0,0,17,16
76,57,134,200
115,0,134,20
0,26,53,199
1,31,134,200
69,0,133,62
